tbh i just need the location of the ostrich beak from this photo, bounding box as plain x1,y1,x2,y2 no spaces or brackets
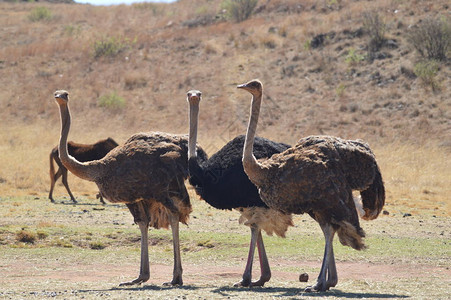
237,83,247,89
187,90,201,102
54,90,69,101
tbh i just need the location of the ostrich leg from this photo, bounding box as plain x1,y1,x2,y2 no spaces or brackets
120,202,150,286
61,168,77,203
305,223,336,292
49,168,62,203
326,241,338,289
164,212,183,286
234,225,259,287
251,230,271,286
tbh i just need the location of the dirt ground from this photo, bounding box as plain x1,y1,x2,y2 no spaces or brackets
1,196,450,299
1,258,450,299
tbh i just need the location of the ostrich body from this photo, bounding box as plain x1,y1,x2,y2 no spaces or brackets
238,80,385,292
52,90,206,286
186,90,292,287
49,138,119,203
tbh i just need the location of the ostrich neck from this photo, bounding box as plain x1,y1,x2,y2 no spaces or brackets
58,103,98,182
188,102,199,160
243,93,265,185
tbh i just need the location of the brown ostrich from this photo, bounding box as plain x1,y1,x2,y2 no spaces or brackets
49,138,119,204
52,90,207,286
237,80,385,292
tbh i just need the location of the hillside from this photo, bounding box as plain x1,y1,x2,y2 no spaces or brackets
0,0,450,211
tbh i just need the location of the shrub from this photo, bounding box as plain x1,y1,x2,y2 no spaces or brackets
363,11,386,52
90,241,106,250
28,7,52,22
336,83,346,98
221,0,258,23
37,231,49,240
98,91,126,109
93,36,133,59
408,17,450,61
124,75,147,90
16,230,36,244
345,48,365,65
414,60,441,92
64,25,82,36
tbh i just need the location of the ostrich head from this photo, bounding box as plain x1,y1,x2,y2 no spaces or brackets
54,90,69,105
237,79,263,97
187,90,202,105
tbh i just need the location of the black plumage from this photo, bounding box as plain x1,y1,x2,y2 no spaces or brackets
188,135,290,209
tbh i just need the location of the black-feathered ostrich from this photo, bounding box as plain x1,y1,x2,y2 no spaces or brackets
186,90,293,287
52,90,207,286
49,138,119,204
237,80,385,292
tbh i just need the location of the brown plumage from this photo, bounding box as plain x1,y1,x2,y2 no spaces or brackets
52,90,206,286
48,138,118,204
238,79,385,292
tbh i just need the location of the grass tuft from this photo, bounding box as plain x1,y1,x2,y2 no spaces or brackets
28,7,53,22
89,241,106,250
16,230,36,244
98,91,126,110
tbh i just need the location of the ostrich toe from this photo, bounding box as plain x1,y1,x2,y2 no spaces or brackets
119,274,150,286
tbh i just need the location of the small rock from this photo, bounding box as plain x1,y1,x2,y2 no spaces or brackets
403,213,412,217
299,273,309,282
383,210,389,215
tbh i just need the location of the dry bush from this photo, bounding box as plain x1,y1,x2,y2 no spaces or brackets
28,7,53,22
16,230,36,244
260,34,278,49
408,17,451,61
414,60,441,92
221,0,258,23
93,36,135,59
204,40,222,55
363,11,386,52
124,74,147,90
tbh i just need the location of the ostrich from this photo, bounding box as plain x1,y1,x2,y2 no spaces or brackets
52,90,207,286
237,80,385,292
186,90,293,287
49,138,119,204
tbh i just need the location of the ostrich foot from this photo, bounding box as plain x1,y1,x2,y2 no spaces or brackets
119,275,149,286
71,198,78,204
49,198,55,203
162,278,183,286
304,280,329,292
96,193,106,204
233,278,251,287
250,277,270,287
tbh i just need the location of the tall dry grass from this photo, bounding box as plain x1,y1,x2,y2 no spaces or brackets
1,119,449,217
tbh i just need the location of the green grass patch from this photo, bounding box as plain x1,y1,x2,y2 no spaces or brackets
98,91,126,110
28,7,53,22
93,36,135,59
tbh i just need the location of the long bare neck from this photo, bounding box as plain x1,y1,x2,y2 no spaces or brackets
58,103,98,182
188,102,199,160
243,93,265,185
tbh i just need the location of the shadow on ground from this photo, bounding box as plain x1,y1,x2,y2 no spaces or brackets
75,284,409,299
210,285,409,298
